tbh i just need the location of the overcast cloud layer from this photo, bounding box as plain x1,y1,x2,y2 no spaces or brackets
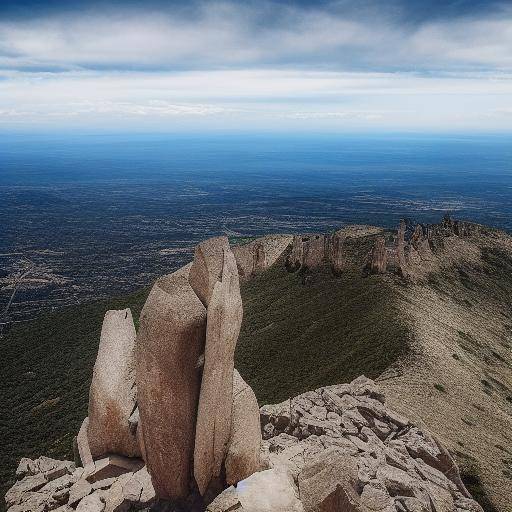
1,0,511,131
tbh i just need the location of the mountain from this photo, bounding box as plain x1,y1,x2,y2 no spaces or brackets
1,217,511,511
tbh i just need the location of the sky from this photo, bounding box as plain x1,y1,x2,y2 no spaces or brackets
0,0,511,133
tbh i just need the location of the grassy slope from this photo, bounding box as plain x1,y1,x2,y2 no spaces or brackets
0,288,149,504
236,261,411,405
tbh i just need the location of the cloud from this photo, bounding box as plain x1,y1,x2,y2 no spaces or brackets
0,1,511,131
1,68,511,130
0,2,511,73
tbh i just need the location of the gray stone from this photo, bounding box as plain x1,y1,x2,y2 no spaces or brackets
88,308,140,459
5,474,47,507
75,491,105,512
188,236,230,307
77,418,94,471
84,455,143,483
206,486,243,512
194,247,243,495
298,448,360,512
237,468,303,512
225,370,262,486
68,480,93,507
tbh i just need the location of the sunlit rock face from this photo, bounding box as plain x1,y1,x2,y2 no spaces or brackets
88,308,140,460
136,264,206,500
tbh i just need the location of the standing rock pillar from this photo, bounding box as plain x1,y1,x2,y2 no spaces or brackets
136,264,207,500
88,308,140,459
193,246,243,496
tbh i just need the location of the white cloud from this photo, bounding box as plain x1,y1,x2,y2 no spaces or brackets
0,3,511,72
1,69,511,130
0,2,511,130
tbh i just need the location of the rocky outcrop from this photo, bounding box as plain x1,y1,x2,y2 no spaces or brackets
6,456,155,512
87,309,139,459
225,370,262,486
233,241,266,280
366,237,387,274
364,216,479,277
7,364,485,512
194,247,243,496
210,376,483,512
135,263,207,500
76,418,94,473
6,231,487,512
233,235,292,280
287,232,345,272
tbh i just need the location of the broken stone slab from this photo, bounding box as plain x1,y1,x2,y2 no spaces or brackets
225,370,262,486
350,376,386,403
5,491,57,512
15,458,36,480
77,418,94,472
298,448,361,512
91,478,117,491
102,473,132,512
136,263,206,500
122,467,155,507
38,473,75,496
360,480,395,512
68,479,93,507
188,236,231,306
5,474,48,507
88,308,140,459
15,457,75,481
75,491,105,512
84,455,143,483
194,247,243,495
260,399,291,431
236,468,304,512
455,497,485,511
206,486,243,512
376,464,427,503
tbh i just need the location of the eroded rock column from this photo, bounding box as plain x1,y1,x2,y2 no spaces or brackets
193,247,243,496
88,308,140,459
136,264,207,500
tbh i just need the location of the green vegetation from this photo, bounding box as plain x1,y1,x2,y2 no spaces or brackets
0,288,149,508
434,383,447,393
235,259,411,405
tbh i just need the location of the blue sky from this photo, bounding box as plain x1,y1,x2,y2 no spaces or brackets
0,0,511,132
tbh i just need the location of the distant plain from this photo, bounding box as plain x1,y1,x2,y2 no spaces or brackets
1,133,511,322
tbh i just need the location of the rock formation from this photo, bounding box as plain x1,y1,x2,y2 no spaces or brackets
6,455,155,512
366,236,387,274
208,376,483,512
287,232,345,272
189,236,231,306
193,247,243,496
225,370,262,487
5,227,487,512
365,216,482,277
136,263,207,499
233,235,292,280
87,309,140,459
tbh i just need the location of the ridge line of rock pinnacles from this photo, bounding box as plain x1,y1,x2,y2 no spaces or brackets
364,216,483,277
74,235,263,507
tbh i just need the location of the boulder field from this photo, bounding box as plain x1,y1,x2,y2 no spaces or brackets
4,225,487,512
